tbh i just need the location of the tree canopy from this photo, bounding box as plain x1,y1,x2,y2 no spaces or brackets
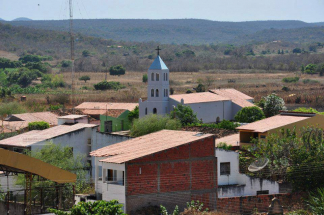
234,106,265,123
170,104,199,126
263,93,286,117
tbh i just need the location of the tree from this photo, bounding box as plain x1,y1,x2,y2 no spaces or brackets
170,104,199,126
28,121,50,131
128,106,139,122
79,75,91,83
48,200,126,215
293,48,302,54
130,114,181,137
234,106,265,123
301,65,305,73
61,60,72,68
195,83,206,92
82,50,91,57
94,81,125,91
304,64,317,74
316,63,324,76
109,65,125,76
142,74,148,83
263,93,286,117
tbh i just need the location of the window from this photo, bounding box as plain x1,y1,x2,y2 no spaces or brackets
257,190,269,195
145,108,147,115
13,147,25,154
153,108,157,114
164,73,166,81
260,135,266,139
156,73,159,81
98,166,102,181
156,89,159,97
107,169,117,181
104,121,113,133
151,73,154,81
166,73,168,81
220,162,231,175
166,89,168,97
151,89,154,97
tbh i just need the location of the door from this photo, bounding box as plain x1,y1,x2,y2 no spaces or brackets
104,121,113,133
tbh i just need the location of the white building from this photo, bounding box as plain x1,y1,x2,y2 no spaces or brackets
139,54,255,123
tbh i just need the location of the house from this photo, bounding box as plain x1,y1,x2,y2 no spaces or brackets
99,109,131,133
90,130,217,213
139,53,255,123
0,112,58,133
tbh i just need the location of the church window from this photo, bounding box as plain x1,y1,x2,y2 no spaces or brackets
164,89,166,97
151,89,154,97
166,89,169,97
156,73,160,81
156,89,159,97
145,108,147,115
151,73,154,81
166,73,168,81
153,108,157,114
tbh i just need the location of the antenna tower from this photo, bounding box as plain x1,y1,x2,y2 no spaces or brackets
69,0,75,112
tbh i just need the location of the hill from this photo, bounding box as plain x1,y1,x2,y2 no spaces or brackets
12,17,32,21
3,19,324,45
0,18,5,21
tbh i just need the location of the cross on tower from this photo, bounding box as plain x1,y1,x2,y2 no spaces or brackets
155,46,161,56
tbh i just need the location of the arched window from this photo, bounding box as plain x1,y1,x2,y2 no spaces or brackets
151,89,154,97
151,73,154,81
156,89,159,97
156,73,160,81
164,73,166,81
166,89,169,97
164,89,166,97
166,73,168,81
145,108,147,115
153,108,157,114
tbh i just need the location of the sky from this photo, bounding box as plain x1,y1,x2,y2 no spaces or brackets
0,0,323,23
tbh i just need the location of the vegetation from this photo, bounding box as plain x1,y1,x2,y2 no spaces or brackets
0,102,26,132
48,200,126,215
304,64,317,74
128,106,139,122
170,104,199,126
217,142,233,150
306,188,324,214
109,65,125,76
160,200,208,215
28,121,50,131
282,77,299,83
79,75,91,83
19,54,52,63
142,74,148,83
94,81,125,90
263,93,286,117
188,120,239,131
234,106,265,123
302,79,319,84
160,205,179,215
195,83,206,92
130,114,181,137
0,58,22,69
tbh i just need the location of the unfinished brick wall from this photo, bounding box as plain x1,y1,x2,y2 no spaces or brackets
125,136,217,214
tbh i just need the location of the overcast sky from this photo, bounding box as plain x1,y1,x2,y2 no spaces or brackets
1,0,323,22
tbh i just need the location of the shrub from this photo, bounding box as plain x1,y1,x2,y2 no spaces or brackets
188,120,239,131
82,50,91,57
48,104,62,111
303,79,320,84
170,104,199,126
28,121,50,131
128,106,139,122
109,65,125,76
94,81,125,90
195,83,206,92
79,75,90,83
282,86,290,92
263,93,286,117
217,142,233,150
130,114,181,137
282,77,299,83
306,188,324,214
304,64,317,74
234,106,265,123
0,58,22,69
292,48,302,54
53,93,70,105
61,60,72,68
142,74,148,83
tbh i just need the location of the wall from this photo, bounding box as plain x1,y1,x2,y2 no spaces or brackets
99,110,131,133
125,136,217,214
0,201,42,215
58,116,88,125
216,148,279,198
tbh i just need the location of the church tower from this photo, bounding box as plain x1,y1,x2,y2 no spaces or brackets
139,46,170,117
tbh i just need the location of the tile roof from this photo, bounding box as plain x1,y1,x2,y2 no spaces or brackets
237,115,310,133
169,92,230,104
90,130,214,164
101,109,127,118
58,115,87,119
82,109,126,118
75,102,138,111
210,88,255,108
0,123,97,147
215,133,240,146
149,56,168,70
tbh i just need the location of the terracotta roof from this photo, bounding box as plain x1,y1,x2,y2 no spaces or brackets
75,102,138,111
81,109,107,115
58,115,87,119
169,92,230,104
82,109,126,118
101,109,127,118
0,123,97,147
216,133,240,146
210,88,255,108
237,115,310,133
90,130,214,163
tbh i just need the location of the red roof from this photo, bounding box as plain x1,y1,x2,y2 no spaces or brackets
216,133,240,146
210,88,255,108
169,92,230,104
75,102,138,111
90,130,214,164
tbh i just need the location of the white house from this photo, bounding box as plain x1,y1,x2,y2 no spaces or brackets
139,54,255,123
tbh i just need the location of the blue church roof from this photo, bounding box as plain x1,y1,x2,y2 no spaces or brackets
149,56,168,70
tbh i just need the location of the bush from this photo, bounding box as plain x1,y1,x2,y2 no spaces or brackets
282,86,290,92
304,64,317,74
292,48,302,54
128,106,139,122
82,50,91,57
79,75,90,83
170,104,199,126
195,83,206,92
282,77,299,83
25,62,50,73
41,74,65,88
306,188,324,214
61,60,72,68
130,114,181,137
94,81,125,90
142,74,148,83
28,121,50,131
53,93,70,105
234,106,265,123
0,58,22,69
19,54,51,63
303,79,320,84
263,93,286,117
188,120,239,131
109,65,125,76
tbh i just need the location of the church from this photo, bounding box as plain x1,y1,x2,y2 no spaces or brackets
139,50,255,123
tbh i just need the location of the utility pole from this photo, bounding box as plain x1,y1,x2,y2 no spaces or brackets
69,0,75,112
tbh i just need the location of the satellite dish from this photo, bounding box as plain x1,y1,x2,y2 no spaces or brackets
248,157,269,172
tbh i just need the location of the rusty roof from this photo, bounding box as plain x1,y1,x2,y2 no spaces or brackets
237,115,311,133
0,123,97,147
169,92,230,104
210,88,255,108
75,102,138,111
90,130,214,164
215,133,240,146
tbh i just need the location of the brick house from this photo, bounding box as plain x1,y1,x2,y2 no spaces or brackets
90,130,217,214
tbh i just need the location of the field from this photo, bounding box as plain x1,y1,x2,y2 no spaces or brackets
20,69,324,111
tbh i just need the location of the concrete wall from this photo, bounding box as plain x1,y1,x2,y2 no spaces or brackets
0,201,42,215
58,116,88,125
99,111,131,133
125,136,217,214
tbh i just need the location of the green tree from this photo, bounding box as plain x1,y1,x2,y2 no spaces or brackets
306,188,324,214
142,74,148,83
28,121,50,131
195,83,206,92
82,50,91,57
61,60,72,68
48,200,126,215
316,63,324,76
263,93,286,117
301,65,305,73
305,64,317,74
170,104,199,126
128,106,139,122
130,114,181,137
79,75,91,83
293,48,302,54
234,106,265,123
109,65,126,76
93,81,125,90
